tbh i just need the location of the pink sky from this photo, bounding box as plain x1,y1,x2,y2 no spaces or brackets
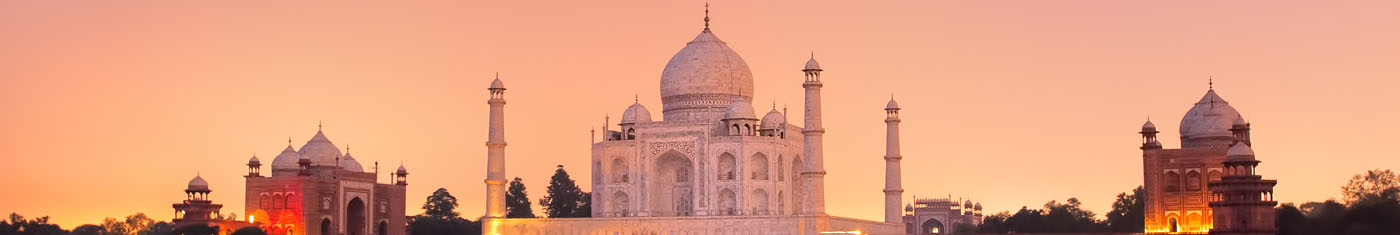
1,0,1397,228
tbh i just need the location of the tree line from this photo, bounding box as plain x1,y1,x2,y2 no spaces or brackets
969,169,1400,235
407,165,591,235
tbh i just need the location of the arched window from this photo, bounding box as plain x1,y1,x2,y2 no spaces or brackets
273,194,285,209
260,195,271,209
612,191,630,216
718,153,736,180
719,189,737,215
1208,170,1222,183
732,124,741,135
285,193,298,209
777,191,785,213
750,153,769,180
1187,213,1202,230
743,124,751,135
1169,217,1179,233
611,158,629,183
1186,171,1203,191
320,219,332,235
1164,172,1181,192
626,128,635,140
750,189,769,215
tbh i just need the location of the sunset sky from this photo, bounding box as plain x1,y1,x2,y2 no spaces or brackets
2,0,1398,229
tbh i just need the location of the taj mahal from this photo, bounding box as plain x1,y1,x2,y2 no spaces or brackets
478,7,916,235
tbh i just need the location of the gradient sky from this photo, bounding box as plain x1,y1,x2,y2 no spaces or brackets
2,0,1398,229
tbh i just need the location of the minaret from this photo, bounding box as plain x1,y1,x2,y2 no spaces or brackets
801,54,827,215
484,75,508,220
883,97,904,224
1230,115,1251,146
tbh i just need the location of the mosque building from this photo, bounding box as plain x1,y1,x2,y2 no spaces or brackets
902,196,982,235
1139,84,1277,234
479,7,915,235
241,128,410,235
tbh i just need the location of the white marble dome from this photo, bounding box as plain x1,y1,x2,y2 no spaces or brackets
659,28,755,121
1179,89,1242,143
804,56,821,71
620,101,652,124
760,108,785,129
885,99,899,110
271,145,302,170
1225,143,1256,162
187,175,209,191
299,130,344,167
723,99,757,119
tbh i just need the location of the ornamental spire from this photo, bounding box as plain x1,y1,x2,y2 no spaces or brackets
704,2,711,30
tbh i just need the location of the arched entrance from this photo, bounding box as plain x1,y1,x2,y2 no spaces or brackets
346,198,365,235
649,150,693,216
921,218,945,235
320,219,331,235
376,221,387,235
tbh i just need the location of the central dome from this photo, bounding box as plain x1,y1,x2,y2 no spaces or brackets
1179,89,1243,148
659,29,755,121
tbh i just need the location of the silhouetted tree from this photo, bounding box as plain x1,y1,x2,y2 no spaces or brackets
1105,186,1144,232
952,223,978,235
229,226,268,235
149,222,174,235
577,192,592,217
978,211,1011,234
540,165,589,218
1341,169,1399,205
1275,203,1306,235
407,188,480,235
422,188,459,220
505,177,536,218
71,225,103,235
1,213,68,235
170,224,218,235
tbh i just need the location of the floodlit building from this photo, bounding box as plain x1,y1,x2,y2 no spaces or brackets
243,129,409,235
903,196,983,235
1139,84,1276,234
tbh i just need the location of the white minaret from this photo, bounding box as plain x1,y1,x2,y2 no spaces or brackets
801,54,827,215
484,75,507,220
883,97,904,224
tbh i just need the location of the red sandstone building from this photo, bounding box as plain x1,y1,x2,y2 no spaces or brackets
243,129,409,235
1139,86,1275,234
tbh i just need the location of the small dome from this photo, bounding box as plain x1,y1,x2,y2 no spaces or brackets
804,56,822,71
1233,115,1248,127
964,200,974,208
759,108,785,130
489,77,505,89
271,145,302,170
341,152,364,172
1142,120,1157,130
885,99,900,110
974,202,983,210
905,204,914,212
1225,143,1256,162
248,155,260,164
187,175,210,191
723,99,757,119
620,102,653,124
396,165,408,174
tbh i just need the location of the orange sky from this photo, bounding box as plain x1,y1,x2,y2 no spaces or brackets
2,0,1398,229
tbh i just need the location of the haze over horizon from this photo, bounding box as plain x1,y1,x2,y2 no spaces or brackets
2,0,1397,229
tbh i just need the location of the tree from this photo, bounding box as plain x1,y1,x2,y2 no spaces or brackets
1,213,68,235
170,224,218,235
1042,198,1103,232
71,225,103,235
978,211,1011,234
229,226,268,235
540,165,589,218
1275,203,1306,235
1105,186,1144,232
951,223,978,235
422,188,460,220
505,177,536,218
1341,169,1399,205
577,192,592,217
149,222,174,235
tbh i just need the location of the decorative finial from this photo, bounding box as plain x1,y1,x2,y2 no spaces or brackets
288,137,293,146
318,121,323,131
704,2,710,30
811,51,815,59
634,94,639,102
346,145,350,153
495,72,500,79
1209,75,1214,90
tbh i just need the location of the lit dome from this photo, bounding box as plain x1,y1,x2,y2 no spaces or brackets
620,101,653,124
659,28,755,121
187,175,210,191
759,108,785,129
1225,143,1256,162
723,99,757,120
298,130,344,167
271,145,302,170
341,152,364,172
1179,89,1242,147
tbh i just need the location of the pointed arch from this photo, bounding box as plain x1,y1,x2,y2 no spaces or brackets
750,153,769,180
1186,171,1203,191
718,153,736,180
612,191,630,217
611,157,629,183
650,150,694,216
1165,172,1182,192
750,189,770,215
719,189,737,216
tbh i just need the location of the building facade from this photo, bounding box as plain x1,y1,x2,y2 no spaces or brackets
481,7,909,235
902,196,982,235
244,130,409,235
1140,86,1273,234
1206,143,1277,235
